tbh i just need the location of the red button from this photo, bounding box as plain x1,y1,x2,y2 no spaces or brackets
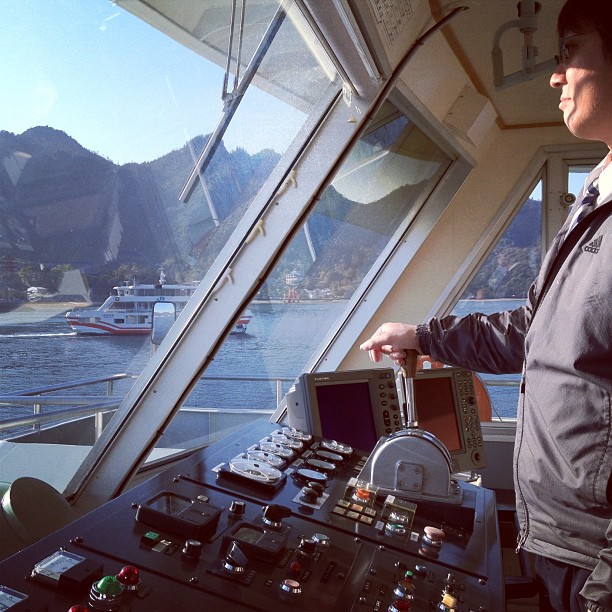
116,565,141,590
355,488,370,501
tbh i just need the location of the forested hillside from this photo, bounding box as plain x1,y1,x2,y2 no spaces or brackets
0,127,541,303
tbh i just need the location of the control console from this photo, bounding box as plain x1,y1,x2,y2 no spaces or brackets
0,419,505,611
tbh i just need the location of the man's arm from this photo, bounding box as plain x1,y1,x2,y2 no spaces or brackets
417,306,530,374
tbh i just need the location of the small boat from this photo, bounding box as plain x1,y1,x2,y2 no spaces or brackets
65,274,252,336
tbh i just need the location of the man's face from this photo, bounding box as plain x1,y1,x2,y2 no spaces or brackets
551,31,612,147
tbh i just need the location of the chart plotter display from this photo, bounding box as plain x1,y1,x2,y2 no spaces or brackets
413,375,462,451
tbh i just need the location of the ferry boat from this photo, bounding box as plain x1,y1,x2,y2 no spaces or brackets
65,274,253,335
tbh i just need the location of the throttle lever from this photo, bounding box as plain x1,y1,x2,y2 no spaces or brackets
399,349,419,428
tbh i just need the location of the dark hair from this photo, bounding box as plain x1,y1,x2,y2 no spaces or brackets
558,0,612,58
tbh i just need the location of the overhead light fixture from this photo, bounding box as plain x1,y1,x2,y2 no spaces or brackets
491,0,556,90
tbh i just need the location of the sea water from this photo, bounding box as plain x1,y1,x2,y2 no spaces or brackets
0,300,523,429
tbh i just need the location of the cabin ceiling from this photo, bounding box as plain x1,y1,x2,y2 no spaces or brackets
117,0,567,129
433,0,566,129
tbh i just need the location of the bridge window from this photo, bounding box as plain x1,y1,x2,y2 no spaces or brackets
173,102,452,448
451,180,543,420
0,1,339,471
450,157,598,421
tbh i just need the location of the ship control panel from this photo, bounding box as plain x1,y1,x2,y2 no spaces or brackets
0,416,505,611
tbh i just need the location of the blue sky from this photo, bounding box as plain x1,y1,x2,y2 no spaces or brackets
0,0,302,164
0,0,588,197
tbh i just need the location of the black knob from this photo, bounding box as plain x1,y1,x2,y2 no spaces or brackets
298,537,317,556
182,539,202,559
301,487,319,504
414,564,428,577
229,500,246,516
308,481,325,495
262,504,291,526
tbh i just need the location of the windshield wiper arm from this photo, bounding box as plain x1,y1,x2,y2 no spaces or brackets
179,3,287,203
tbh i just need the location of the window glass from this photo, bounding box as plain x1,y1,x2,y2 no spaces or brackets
451,181,543,420
0,0,336,457
568,165,595,197
451,163,599,421
162,102,452,448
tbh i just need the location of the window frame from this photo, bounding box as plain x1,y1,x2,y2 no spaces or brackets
65,85,380,510
427,143,607,323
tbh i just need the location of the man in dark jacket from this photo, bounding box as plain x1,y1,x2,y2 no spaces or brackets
360,1,612,610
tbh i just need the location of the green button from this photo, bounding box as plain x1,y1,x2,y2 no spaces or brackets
96,575,123,596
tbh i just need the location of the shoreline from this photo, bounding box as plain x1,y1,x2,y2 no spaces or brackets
251,298,346,305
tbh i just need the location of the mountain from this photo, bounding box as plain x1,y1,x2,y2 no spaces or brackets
0,127,286,297
0,126,543,302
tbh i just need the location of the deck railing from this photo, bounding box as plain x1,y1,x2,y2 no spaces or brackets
0,374,292,439
0,373,519,439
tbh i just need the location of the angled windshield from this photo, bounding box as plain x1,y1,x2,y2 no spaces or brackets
0,0,452,495
158,102,451,450
0,0,337,471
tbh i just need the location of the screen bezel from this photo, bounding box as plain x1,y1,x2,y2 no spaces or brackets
412,368,464,454
301,368,394,451
296,366,484,473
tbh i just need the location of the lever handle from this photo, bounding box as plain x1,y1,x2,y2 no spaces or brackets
403,349,418,379
261,504,291,526
401,350,419,427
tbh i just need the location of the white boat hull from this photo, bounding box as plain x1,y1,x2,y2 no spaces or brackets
65,278,253,336
66,311,253,336
66,318,151,335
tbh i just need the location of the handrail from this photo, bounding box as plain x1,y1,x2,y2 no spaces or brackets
0,373,296,436
0,396,122,405
0,401,121,432
6,373,136,397
0,372,520,435
3,373,295,398
0,403,274,433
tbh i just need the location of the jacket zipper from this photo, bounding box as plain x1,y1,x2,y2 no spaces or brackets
515,368,530,553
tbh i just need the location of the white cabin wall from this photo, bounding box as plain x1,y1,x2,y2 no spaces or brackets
400,29,471,130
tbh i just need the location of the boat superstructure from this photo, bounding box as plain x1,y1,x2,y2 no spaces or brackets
0,0,602,609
